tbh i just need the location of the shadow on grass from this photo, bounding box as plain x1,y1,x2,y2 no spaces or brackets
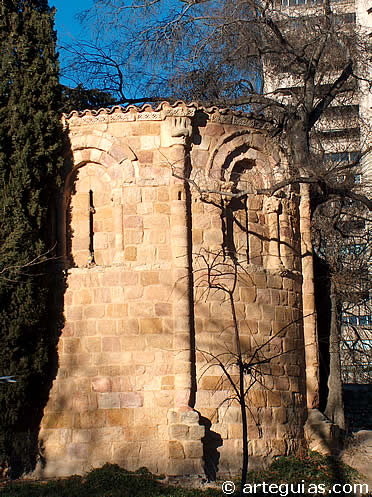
1,454,366,497
1,464,222,497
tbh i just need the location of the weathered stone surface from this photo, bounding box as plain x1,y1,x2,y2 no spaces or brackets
179,409,200,425
97,393,120,409
38,103,313,480
169,424,189,440
189,425,205,440
168,441,185,459
183,441,203,459
120,392,144,408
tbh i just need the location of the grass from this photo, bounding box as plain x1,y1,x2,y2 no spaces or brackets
0,452,363,497
246,451,360,487
1,465,221,497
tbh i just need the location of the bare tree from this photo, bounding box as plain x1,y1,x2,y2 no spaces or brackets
173,141,371,431
341,306,372,385
64,0,371,203
191,248,301,495
312,196,372,427
0,246,59,283
64,0,372,437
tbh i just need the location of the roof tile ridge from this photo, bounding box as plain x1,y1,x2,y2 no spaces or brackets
63,100,257,120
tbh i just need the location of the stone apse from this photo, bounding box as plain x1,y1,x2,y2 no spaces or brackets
38,102,320,478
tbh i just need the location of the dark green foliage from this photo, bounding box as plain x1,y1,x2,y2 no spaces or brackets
0,0,64,476
1,464,221,497
0,456,363,497
246,451,359,489
61,84,117,113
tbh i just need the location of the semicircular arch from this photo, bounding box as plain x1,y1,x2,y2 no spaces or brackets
62,133,135,267
206,130,288,191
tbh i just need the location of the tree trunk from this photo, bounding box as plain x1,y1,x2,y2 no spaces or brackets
324,279,345,430
239,364,249,497
285,112,311,171
229,293,249,496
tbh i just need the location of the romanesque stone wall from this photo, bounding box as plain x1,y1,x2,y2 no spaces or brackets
187,118,307,473
37,103,316,478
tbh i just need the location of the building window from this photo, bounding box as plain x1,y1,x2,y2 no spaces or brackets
342,315,372,327
354,174,362,184
88,189,96,265
281,0,346,5
68,164,114,267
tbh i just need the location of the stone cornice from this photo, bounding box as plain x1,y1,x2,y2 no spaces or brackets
63,100,262,128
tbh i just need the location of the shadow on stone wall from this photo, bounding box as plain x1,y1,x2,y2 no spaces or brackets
199,416,223,481
6,143,71,478
6,259,67,478
313,254,331,413
185,153,197,409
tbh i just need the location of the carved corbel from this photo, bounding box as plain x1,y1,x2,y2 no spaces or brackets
161,116,193,148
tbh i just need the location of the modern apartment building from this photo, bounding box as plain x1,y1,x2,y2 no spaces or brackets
264,0,372,385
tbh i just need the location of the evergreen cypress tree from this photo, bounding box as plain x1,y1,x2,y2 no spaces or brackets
0,0,64,476
61,84,117,113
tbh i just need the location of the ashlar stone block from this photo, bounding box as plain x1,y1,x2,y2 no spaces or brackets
168,441,185,459
92,377,112,393
120,392,143,408
97,392,120,409
169,424,189,440
139,318,163,334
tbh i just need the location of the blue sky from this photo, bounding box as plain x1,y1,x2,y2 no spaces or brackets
52,0,93,44
51,0,94,86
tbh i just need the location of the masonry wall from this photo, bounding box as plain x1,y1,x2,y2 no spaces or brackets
37,103,315,478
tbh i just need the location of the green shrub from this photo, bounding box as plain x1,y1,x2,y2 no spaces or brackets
246,451,359,488
0,453,362,497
